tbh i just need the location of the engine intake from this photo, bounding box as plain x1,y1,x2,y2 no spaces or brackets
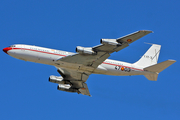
76,46,96,55
101,39,121,46
49,75,65,84
57,84,78,93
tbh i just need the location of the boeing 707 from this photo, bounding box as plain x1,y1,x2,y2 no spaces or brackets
3,30,176,96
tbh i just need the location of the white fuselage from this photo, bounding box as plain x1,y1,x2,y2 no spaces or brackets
5,44,147,76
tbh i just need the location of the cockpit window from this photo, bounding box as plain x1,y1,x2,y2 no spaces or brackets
9,45,16,47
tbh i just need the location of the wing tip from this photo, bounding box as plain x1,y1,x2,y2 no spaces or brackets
167,59,176,63
139,30,153,33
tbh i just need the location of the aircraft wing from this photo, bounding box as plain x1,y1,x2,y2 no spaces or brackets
94,30,152,53
55,30,152,96
56,30,152,69
56,67,91,96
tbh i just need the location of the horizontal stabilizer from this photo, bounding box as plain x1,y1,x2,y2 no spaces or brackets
144,73,158,81
78,83,91,96
144,60,176,73
144,60,176,81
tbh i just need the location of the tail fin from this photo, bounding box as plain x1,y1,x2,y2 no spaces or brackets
144,60,176,81
133,44,161,68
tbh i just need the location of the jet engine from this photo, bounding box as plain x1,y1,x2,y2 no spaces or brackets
49,75,79,93
49,75,65,84
76,46,96,55
57,84,78,93
100,39,121,46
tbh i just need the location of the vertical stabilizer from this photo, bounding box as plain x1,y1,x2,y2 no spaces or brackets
134,44,161,68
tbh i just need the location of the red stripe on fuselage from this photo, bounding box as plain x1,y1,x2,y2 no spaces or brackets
12,47,66,57
11,47,143,71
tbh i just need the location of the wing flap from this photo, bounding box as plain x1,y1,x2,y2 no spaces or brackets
91,53,110,67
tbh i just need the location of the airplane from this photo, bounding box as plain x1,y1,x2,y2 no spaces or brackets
3,30,176,96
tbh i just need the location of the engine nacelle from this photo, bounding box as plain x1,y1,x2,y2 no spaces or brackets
57,84,78,93
100,39,121,46
76,46,96,55
49,75,65,84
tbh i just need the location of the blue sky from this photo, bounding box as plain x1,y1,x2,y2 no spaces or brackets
1,0,180,120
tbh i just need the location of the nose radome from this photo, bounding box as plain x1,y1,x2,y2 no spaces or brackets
3,47,12,54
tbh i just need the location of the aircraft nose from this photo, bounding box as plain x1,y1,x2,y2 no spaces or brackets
3,47,12,54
